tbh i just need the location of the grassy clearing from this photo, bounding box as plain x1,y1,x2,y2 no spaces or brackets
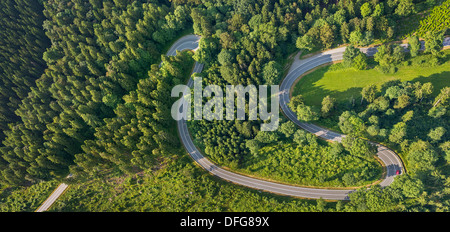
293,51,450,107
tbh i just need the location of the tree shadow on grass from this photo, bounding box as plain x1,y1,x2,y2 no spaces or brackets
409,71,450,98
293,65,368,107
294,61,450,108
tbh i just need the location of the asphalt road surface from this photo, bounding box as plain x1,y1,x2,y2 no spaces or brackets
35,183,69,212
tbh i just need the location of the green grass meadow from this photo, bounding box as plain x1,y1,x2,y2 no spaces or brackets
293,52,450,106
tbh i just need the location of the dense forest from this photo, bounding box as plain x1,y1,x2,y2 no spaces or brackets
0,0,192,185
188,0,447,169
0,0,449,212
0,0,50,142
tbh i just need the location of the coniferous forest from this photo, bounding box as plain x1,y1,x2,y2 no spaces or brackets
1,0,192,185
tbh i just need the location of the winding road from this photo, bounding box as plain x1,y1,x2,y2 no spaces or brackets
170,35,410,200
37,35,449,211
